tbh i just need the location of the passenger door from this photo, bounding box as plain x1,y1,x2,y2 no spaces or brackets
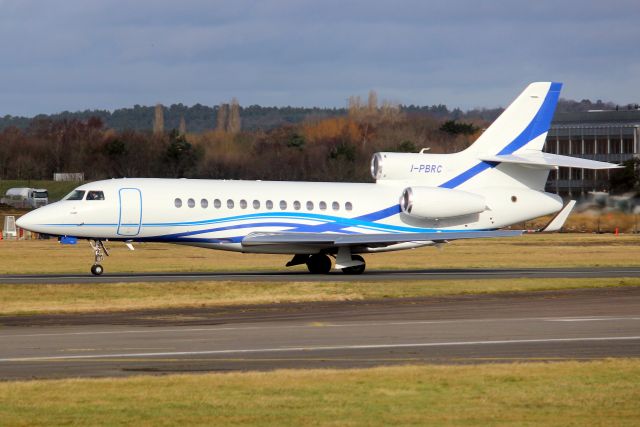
117,188,142,236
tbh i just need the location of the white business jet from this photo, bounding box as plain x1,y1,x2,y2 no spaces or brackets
17,82,619,275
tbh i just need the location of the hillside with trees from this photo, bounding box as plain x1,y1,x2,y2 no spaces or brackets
0,97,622,134
0,93,632,191
0,92,484,184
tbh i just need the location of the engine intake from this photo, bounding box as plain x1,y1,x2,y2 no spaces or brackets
400,186,486,219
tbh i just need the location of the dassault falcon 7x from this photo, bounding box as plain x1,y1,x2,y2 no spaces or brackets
17,82,619,275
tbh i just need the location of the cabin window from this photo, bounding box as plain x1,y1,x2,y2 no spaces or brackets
86,191,104,201
293,201,301,210
227,199,234,209
345,202,353,211
65,190,86,201
240,199,248,209
187,198,195,208
332,201,339,211
214,199,221,208
253,200,260,209
174,198,182,208
279,200,287,210
201,199,208,208
266,200,273,210
306,201,314,211
319,201,327,211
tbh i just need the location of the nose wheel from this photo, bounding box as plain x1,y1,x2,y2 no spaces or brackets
89,240,109,275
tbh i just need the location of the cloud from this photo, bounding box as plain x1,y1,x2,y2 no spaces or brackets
0,0,639,115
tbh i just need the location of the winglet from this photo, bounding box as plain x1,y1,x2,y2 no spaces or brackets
541,200,576,232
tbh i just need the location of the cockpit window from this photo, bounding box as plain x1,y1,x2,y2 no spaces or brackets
65,190,86,200
86,191,105,201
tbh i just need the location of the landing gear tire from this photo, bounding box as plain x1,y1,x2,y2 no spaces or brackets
91,264,104,276
306,254,332,274
341,255,366,275
89,240,109,276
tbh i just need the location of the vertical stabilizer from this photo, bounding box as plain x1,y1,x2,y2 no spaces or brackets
467,82,562,155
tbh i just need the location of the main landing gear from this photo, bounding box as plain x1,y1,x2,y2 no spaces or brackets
306,254,332,274
341,254,366,275
286,252,367,275
89,239,109,275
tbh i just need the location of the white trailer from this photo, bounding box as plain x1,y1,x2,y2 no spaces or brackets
2,188,49,208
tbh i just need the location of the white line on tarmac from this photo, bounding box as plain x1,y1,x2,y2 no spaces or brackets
1,336,639,362
546,317,640,322
2,316,639,339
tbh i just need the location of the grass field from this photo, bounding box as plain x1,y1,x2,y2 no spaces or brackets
1,277,638,316
0,179,80,202
1,234,639,315
0,360,638,426
1,233,640,275
1,235,638,425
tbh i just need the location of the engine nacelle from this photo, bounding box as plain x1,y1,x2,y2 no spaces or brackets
371,151,447,181
400,186,486,219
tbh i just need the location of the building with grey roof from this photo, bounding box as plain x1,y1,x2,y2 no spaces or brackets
544,109,640,195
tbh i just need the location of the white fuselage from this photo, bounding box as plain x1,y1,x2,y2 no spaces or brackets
19,177,562,254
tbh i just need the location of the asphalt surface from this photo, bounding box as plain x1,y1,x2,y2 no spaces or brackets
1,286,639,380
2,266,640,284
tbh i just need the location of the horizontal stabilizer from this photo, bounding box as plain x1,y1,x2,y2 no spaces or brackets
479,152,621,170
242,230,523,248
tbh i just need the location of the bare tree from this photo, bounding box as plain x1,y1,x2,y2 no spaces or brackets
179,116,187,135
153,104,164,134
228,98,241,134
367,90,378,114
217,103,228,132
380,100,402,123
348,95,363,119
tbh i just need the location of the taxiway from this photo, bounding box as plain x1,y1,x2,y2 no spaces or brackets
1,286,638,380
2,266,640,284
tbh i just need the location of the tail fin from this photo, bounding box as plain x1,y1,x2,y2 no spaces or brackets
467,82,562,155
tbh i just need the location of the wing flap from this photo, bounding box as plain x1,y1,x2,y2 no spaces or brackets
242,230,524,247
479,152,621,170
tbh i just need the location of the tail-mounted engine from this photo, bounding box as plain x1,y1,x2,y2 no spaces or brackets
371,151,447,181
400,186,486,219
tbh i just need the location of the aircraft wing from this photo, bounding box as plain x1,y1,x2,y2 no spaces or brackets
242,229,524,248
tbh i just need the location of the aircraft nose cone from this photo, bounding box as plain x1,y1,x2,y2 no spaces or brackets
16,212,32,230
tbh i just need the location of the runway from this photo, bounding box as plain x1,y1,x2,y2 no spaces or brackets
2,266,640,284
1,286,639,380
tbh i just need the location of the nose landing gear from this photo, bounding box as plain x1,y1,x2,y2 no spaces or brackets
89,240,109,275
90,264,104,275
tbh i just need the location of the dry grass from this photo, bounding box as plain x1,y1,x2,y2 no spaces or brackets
1,233,640,275
524,211,640,234
1,277,638,316
0,360,639,426
2,233,639,316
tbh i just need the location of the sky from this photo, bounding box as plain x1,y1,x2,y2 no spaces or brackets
1,0,639,116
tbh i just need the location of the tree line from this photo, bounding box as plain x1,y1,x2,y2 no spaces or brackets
0,97,618,133
1,93,633,193
0,102,483,183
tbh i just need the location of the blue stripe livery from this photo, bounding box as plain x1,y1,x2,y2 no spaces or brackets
439,82,562,189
